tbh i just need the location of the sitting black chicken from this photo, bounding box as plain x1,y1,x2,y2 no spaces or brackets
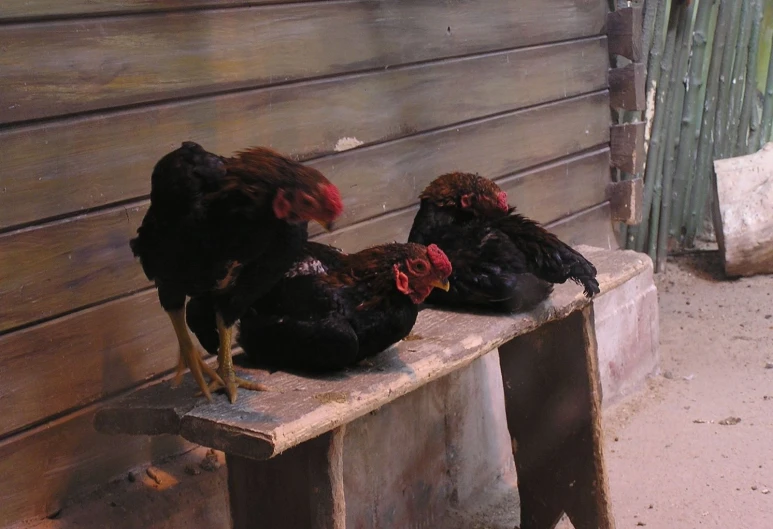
187,242,452,372
407,172,599,313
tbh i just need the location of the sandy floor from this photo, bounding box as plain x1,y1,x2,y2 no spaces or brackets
604,250,773,529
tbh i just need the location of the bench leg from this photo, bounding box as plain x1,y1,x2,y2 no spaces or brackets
498,305,614,529
226,427,346,529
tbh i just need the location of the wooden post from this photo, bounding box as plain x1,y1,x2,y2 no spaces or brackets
227,428,346,529
607,6,644,62
607,178,644,225
610,121,646,175
609,63,647,111
498,305,614,529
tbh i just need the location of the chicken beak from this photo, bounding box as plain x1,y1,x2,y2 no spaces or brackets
431,278,451,292
317,220,335,232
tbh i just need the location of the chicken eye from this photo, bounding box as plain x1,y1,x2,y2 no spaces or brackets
408,258,430,276
298,193,316,208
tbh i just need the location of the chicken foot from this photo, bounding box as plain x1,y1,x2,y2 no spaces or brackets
204,313,270,403
167,308,224,401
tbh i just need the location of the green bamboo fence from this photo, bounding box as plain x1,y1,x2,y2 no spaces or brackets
620,0,773,271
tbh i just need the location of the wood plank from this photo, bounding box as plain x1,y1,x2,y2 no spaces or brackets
549,202,617,250
0,289,176,439
312,92,611,234
610,121,646,174
0,204,149,333
0,0,606,125
0,93,609,333
227,430,346,529
0,405,188,528
607,6,643,61
607,178,644,225
0,37,609,230
609,63,647,111
499,305,614,529
0,0,302,21
94,247,650,461
318,148,613,253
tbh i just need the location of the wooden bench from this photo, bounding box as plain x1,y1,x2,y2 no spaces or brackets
95,246,646,529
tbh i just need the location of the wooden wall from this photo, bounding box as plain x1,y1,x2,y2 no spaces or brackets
0,1,612,525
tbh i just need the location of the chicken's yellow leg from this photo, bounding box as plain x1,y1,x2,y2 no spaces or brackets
208,313,269,403
167,308,223,401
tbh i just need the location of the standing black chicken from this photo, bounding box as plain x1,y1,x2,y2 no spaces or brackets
130,141,343,402
408,172,599,312
189,242,452,372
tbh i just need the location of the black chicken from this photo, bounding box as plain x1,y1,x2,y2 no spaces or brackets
189,242,452,372
185,241,347,358
130,141,343,402
408,172,599,312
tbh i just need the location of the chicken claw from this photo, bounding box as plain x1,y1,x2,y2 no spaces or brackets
167,308,224,401
212,313,270,403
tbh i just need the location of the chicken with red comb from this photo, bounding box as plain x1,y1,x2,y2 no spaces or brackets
131,141,343,403
185,241,452,373
408,172,599,313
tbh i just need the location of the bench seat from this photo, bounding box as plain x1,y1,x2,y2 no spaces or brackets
95,246,647,529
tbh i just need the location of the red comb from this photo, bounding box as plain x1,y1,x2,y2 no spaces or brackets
321,183,344,218
427,244,452,277
496,191,509,212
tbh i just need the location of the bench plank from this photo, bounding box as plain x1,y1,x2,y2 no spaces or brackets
94,247,649,461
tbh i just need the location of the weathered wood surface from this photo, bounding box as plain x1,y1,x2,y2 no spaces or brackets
0,151,611,439
227,430,346,529
609,63,646,111
94,247,648,461
0,92,609,333
0,0,605,125
0,204,149,333
546,202,617,250
0,405,189,528
606,6,643,61
607,179,644,225
0,292,177,438
0,0,303,20
713,143,773,277
0,37,609,230
610,121,646,174
311,92,610,233
500,306,614,529
320,187,615,255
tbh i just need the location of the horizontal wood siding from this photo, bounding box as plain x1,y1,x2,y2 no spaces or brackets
0,0,605,124
1,37,608,230
0,0,612,525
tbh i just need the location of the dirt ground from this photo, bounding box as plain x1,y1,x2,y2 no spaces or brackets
604,250,773,529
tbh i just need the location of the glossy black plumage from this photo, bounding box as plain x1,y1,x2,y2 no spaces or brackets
186,242,451,373
129,141,343,401
408,173,600,313
131,141,339,326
